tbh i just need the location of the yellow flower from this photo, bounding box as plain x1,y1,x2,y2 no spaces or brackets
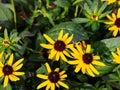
0,54,25,87
73,41,86,49
101,0,120,5
111,48,120,64
68,44,105,77
104,8,120,37
40,30,73,62
36,63,69,90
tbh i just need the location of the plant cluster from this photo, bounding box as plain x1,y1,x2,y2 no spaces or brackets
0,0,120,90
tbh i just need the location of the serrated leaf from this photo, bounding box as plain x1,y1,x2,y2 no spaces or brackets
46,22,88,42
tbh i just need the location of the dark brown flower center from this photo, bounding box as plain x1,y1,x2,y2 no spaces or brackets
92,15,98,21
83,53,93,64
54,40,66,52
3,65,13,75
48,71,60,83
3,40,10,47
115,18,120,27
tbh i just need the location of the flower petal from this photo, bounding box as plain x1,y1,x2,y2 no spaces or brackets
45,63,51,73
117,48,120,56
51,83,55,90
9,74,20,81
60,74,67,79
60,53,67,62
106,15,114,21
37,80,49,89
89,64,99,75
3,76,9,87
12,58,24,68
117,8,120,18
43,34,55,44
13,64,23,71
0,68,4,77
58,30,63,40
68,60,79,65
37,74,48,79
48,49,57,59
56,52,60,61
75,64,81,73
7,54,13,66
0,62,4,67
58,81,69,89
113,29,118,37
63,33,68,41
92,61,105,66
93,56,100,60
65,34,73,44
13,72,25,76
40,44,53,49
86,45,91,53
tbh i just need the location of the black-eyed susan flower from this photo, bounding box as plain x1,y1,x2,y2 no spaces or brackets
40,30,73,62
105,8,120,37
36,63,69,90
0,29,22,53
101,0,120,5
111,48,120,64
0,53,24,87
68,44,105,77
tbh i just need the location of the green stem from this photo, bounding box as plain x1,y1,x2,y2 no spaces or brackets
11,0,17,30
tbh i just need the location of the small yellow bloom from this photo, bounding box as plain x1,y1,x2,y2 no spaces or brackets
101,0,119,5
68,44,105,77
40,30,74,62
0,54,25,87
111,48,120,64
104,8,120,37
36,63,69,90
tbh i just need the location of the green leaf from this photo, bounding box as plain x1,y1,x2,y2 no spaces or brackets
36,64,47,74
54,0,71,8
83,3,92,15
0,83,12,90
72,18,90,23
98,2,107,16
0,3,13,21
46,22,88,42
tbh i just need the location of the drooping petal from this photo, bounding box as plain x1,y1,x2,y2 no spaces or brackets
89,64,99,75
58,81,69,89
60,53,67,62
63,50,72,58
9,75,20,81
111,52,119,58
112,13,116,21
51,83,55,90
104,21,114,25
3,76,9,87
0,68,4,77
46,82,51,90
86,45,91,53
37,80,49,89
58,30,63,40
7,54,14,66
68,60,79,65
40,44,53,49
13,72,25,76
109,25,118,31
45,63,51,73
75,64,81,73
113,29,119,37
37,74,48,79
76,44,84,54
55,52,60,61
12,58,24,68
43,34,55,44
86,66,95,77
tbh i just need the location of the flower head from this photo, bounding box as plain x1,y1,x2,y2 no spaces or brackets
36,63,69,90
40,30,73,62
0,53,24,87
101,0,120,5
104,8,120,37
111,48,120,64
68,44,105,77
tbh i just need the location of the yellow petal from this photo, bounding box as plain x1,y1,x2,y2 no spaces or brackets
7,54,14,66
75,64,81,73
104,21,114,25
63,50,72,58
117,48,120,56
0,68,4,77
48,49,57,59
12,58,24,68
93,56,100,60
109,25,118,31
0,62,4,67
106,15,114,21
43,34,55,44
55,52,60,61
59,71,65,76
60,53,67,62
68,60,79,65
117,8,120,18
40,44,53,49
3,76,9,87
13,72,25,76
89,64,99,75
54,68,59,72
86,44,91,53
58,81,69,89
37,80,49,89
58,30,63,40
62,33,68,41
92,61,105,66
60,74,67,79
113,29,118,37
65,34,73,44
51,83,55,90
13,64,23,71
9,74,20,81
111,52,118,58
86,66,95,77
76,44,84,54
112,13,116,21
37,74,48,79
46,82,51,90
81,64,86,74
45,63,51,73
